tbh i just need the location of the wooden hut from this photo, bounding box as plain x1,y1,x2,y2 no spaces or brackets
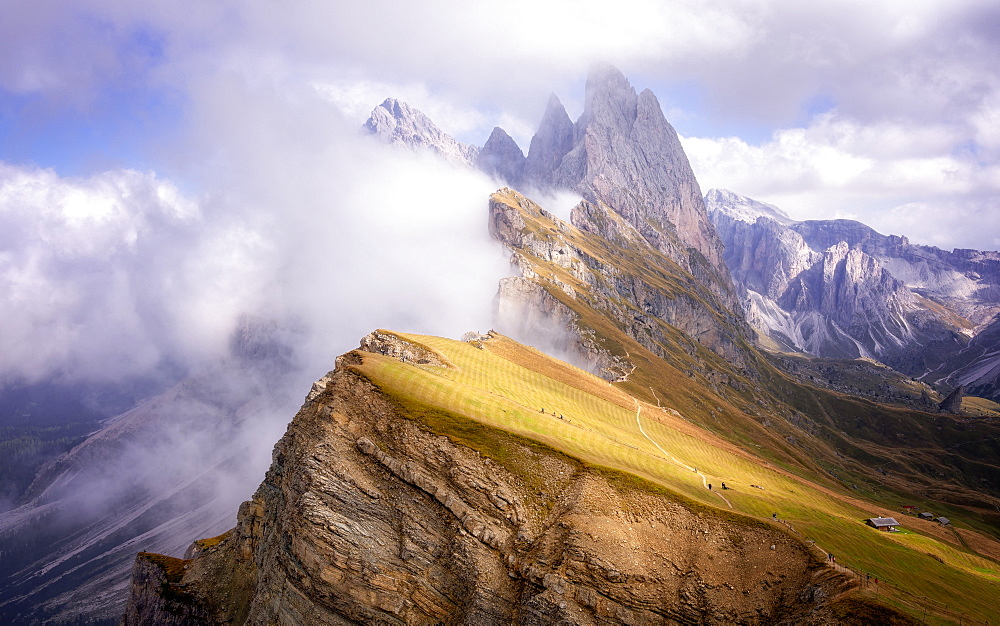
866,517,900,531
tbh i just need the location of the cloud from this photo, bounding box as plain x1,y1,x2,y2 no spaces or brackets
1,1,999,385
0,165,214,383
0,67,511,388
6,4,1000,611
0,66,515,601
682,110,1000,250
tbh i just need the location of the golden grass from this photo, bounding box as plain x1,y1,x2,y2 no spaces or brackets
964,396,1000,417
350,331,1000,625
192,530,232,551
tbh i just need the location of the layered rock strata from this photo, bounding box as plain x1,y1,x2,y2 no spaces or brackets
489,188,753,379
123,334,857,625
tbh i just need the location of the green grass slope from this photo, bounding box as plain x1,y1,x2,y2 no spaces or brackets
350,331,1000,625
490,189,1000,526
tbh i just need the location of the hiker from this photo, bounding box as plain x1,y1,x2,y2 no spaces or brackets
721,482,727,490
707,483,712,490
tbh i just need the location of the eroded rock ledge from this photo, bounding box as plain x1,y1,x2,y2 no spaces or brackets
123,345,874,625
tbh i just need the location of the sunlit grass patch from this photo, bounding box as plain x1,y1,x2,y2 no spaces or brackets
348,331,1000,624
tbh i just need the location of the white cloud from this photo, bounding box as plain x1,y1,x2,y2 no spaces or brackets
0,67,514,386
684,109,1000,250
0,164,281,382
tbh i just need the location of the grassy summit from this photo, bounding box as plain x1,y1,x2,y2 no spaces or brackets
349,330,1000,624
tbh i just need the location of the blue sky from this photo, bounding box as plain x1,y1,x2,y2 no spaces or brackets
0,80,182,175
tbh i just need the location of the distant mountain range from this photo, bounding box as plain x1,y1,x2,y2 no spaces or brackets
707,188,1000,400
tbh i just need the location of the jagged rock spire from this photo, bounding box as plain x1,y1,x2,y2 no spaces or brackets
523,93,576,188
364,98,479,166
522,64,733,305
476,127,526,187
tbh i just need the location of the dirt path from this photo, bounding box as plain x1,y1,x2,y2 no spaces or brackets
634,401,732,508
615,349,637,383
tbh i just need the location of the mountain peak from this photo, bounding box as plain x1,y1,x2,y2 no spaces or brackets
523,94,576,187
365,98,420,132
544,91,566,112
586,62,631,91
484,126,520,149
580,63,637,131
705,189,794,225
364,98,478,166
476,127,525,186
518,64,733,301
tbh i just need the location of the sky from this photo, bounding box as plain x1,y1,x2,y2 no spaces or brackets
2,0,1000,388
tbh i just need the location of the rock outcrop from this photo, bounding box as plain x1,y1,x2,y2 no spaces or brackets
489,188,753,379
364,98,479,166
939,384,965,413
123,337,857,625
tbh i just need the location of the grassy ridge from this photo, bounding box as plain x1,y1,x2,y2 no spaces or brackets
352,331,1000,624
494,189,1000,524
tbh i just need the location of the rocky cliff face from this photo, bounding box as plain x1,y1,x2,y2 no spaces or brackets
711,200,817,301
364,98,479,166
489,188,752,380
512,66,735,305
564,65,726,273
123,333,857,625
778,242,916,358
